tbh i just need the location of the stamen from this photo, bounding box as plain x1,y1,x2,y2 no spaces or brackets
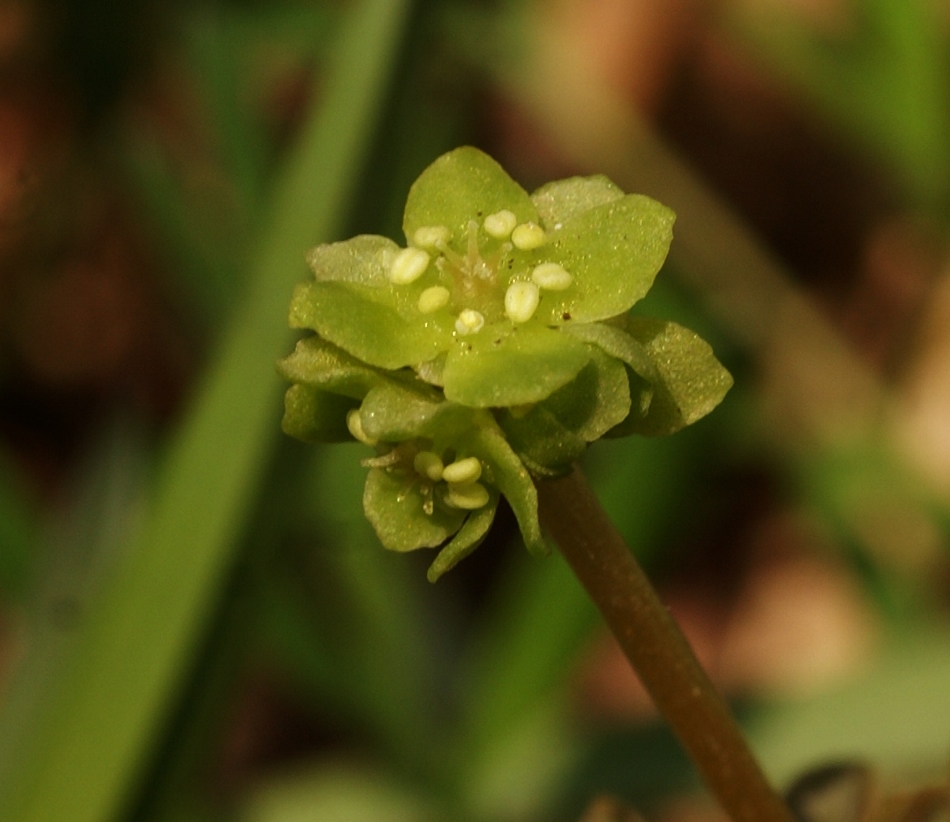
389,247,430,284
346,409,377,445
413,225,451,249
531,262,573,290
483,210,517,239
455,308,485,335
413,451,444,481
418,285,450,314
442,456,482,484
504,281,540,323
445,481,490,510
361,451,401,468
511,222,545,250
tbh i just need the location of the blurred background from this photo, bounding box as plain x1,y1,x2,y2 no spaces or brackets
2,0,950,820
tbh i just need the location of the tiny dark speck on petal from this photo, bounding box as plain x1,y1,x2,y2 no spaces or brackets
562,312,572,320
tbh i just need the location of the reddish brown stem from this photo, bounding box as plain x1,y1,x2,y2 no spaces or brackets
537,466,795,822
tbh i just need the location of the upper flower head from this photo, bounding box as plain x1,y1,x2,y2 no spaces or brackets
288,147,675,408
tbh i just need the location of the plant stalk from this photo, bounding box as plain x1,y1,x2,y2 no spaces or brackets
537,465,795,822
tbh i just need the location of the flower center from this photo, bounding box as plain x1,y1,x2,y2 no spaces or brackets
391,212,575,334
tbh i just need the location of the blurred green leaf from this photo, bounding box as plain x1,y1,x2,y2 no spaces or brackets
0,1,413,820
0,450,37,600
453,549,594,818
752,625,950,786
239,763,437,822
731,0,950,208
257,443,441,773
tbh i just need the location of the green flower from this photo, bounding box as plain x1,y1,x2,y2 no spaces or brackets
280,147,732,579
289,147,674,407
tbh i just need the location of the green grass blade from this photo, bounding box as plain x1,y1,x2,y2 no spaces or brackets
0,1,412,820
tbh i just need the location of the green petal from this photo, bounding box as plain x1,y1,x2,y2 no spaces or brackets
622,317,733,436
467,421,546,557
277,335,383,399
281,384,356,443
531,174,624,228
363,467,465,552
403,146,537,243
442,326,590,408
306,234,399,284
289,280,451,369
535,194,675,325
427,493,499,582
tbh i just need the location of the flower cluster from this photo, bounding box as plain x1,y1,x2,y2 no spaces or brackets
278,147,732,580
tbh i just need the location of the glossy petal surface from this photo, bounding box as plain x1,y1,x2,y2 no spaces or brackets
442,327,590,407
364,468,465,552
536,195,675,325
403,147,537,242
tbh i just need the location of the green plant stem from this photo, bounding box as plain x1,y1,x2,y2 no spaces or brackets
537,465,794,822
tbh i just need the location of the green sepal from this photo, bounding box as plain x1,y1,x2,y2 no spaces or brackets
281,384,356,444
426,491,499,582
562,321,660,384
531,175,624,228
541,346,631,442
442,326,590,407
289,280,450,369
499,348,631,476
466,420,546,557
277,335,384,399
403,146,537,243
621,317,733,436
500,405,586,479
358,382,473,444
306,234,399,284
536,195,675,325
363,466,466,552
570,318,732,436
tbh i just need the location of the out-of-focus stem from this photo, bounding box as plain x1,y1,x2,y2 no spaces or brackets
537,465,795,822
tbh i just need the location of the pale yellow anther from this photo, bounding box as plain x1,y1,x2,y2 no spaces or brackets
413,451,444,481
413,225,451,249
346,409,377,445
446,481,490,510
504,281,540,323
511,222,545,250
483,210,518,239
418,285,450,314
389,247,430,284
455,308,485,335
531,262,573,290
442,456,482,484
